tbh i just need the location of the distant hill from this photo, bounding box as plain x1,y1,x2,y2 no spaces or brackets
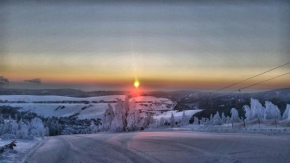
162,88,290,122
0,89,126,97
1,88,289,120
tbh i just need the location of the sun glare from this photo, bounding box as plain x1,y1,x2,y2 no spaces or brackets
134,80,140,88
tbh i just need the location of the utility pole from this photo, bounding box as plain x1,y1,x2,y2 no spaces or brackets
236,89,241,109
210,92,213,110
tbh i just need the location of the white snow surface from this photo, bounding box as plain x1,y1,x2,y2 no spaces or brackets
153,110,201,121
0,95,175,120
24,131,290,163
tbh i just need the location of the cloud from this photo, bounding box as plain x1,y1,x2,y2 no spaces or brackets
24,78,42,84
0,76,9,84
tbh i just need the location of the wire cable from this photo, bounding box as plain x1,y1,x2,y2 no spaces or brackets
196,71,290,104
213,61,290,93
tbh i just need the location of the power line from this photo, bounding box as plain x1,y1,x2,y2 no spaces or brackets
181,62,290,103
236,71,290,91
213,61,290,93
196,71,290,105
185,61,290,102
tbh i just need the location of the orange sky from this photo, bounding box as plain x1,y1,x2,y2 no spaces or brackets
0,1,289,92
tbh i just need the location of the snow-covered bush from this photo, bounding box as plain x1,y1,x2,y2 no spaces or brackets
102,104,115,130
170,113,175,127
29,117,45,137
90,121,98,133
212,111,223,125
16,119,28,139
230,108,240,123
226,116,231,124
10,120,18,135
180,111,189,126
221,112,227,123
159,117,168,127
264,101,281,120
243,105,253,121
251,98,264,120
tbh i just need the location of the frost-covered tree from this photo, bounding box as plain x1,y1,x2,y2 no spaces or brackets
180,111,188,126
226,116,231,124
103,104,115,130
170,113,175,127
111,99,127,132
243,105,252,121
199,120,203,125
212,111,222,125
243,98,266,121
139,117,147,129
45,126,49,136
29,117,45,137
264,101,281,120
230,108,240,123
144,112,154,127
124,95,130,114
10,120,18,135
1,122,9,135
148,119,159,129
16,119,28,139
221,112,227,123
126,100,141,131
90,121,98,133
282,105,290,120
251,98,265,120
159,117,166,126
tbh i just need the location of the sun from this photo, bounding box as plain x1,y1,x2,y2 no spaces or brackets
134,80,140,88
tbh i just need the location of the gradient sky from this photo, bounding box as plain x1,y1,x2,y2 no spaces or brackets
0,1,289,92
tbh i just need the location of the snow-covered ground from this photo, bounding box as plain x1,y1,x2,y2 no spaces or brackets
153,110,201,121
0,138,44,163
0,95,176,120
1,103,108,119
24,131,290,163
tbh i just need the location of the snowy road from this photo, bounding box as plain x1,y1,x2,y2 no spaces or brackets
25,131,290,163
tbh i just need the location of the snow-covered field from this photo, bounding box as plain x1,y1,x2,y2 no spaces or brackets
153,110,201,121
0,95,177,120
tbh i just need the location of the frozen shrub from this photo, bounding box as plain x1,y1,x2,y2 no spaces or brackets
170,113,175,127
212,111,222,125
230,108,240,123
